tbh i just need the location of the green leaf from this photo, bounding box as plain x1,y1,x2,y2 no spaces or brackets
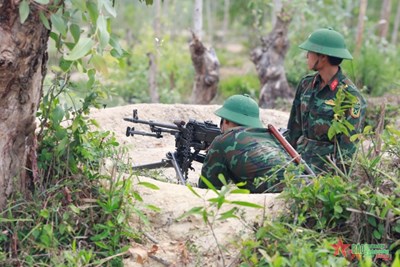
133,208,149,225
51,13,67,37
59,58,73,72
217,173,227,185
177,206,203,221
393,223,400,233
70,0,87,11
39,209,49,219
117,213,125,224
87,1,99,23
109,35,124,57
132,192,143,202
373,229,381,239
327,124,336,140
200,176,218,193
69,204,81,214
146,204,161,212
334,204,343,214
316,194,328,202
202,209,208,223
230,201,263,209
187,184,201,198
19,0,30,24
378,223,385,233
34,0,50,4
218,207,238,220
64,37,94,61
39,11,50,29
70,24,81,43
230,189,250,194
367,216,377,227
90,230,110,241
138,181,159,190
94,241,109,249
103,0,117,17
51,105,64,124
350,133,360,142
97,15,110,50
91,54,108,75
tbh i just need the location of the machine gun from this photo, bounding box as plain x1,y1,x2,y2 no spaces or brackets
124,109,221,184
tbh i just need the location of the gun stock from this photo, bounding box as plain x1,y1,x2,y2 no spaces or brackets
268,124,316,177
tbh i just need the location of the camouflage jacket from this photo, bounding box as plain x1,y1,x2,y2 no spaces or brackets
199,127,292,193
286,68,367,172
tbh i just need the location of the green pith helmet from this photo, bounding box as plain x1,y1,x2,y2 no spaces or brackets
215,94,263,128
299,28,353,60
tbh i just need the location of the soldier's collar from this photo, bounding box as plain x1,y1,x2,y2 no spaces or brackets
312,67,343,91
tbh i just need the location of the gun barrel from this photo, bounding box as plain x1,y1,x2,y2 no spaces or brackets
124,118,179,131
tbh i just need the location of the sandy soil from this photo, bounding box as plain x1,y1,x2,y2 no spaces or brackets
89,103,290,267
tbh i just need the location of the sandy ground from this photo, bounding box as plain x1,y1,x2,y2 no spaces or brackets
89,103,290,267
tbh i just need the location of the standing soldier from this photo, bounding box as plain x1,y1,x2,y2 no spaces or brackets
199,94,294,193
287,28,367,173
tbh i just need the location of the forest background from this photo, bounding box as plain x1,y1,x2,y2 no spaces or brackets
1,0,400,266
54,0,400,109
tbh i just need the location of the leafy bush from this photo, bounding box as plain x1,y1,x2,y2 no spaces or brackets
0,78,149,266
238,123,400,266
342,40,400,97
218,74,260,100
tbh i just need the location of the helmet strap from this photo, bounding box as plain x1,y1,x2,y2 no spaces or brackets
312,57,320,71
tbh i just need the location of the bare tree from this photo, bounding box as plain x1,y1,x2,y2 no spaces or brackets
355,0,368,56
148,0,161,103
391,0,400,44
205,0,214,43
378,0,392,39
0,2,49,208
272,0,282,27
250,10,293,109
189,33,220,104
222,0,230,41
193,0,203,40
147,52,159,102
190,0,219,104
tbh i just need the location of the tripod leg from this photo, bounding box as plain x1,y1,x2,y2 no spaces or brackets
132,159,173,170
167,152,186,185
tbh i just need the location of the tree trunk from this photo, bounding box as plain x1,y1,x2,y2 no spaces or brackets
272,0,282,28
154,0,161,38
0,3,49,209
391,0,400,44
378,0,392,39
147,52,159,103
250,10,293,109
205,0,213,44
189,33,220,104
222,0,230,41
148,0,161,103
193,0,203,40
355,0,368,56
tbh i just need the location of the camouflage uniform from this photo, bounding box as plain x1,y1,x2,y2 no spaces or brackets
199,127,292,193
287,68,367,172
